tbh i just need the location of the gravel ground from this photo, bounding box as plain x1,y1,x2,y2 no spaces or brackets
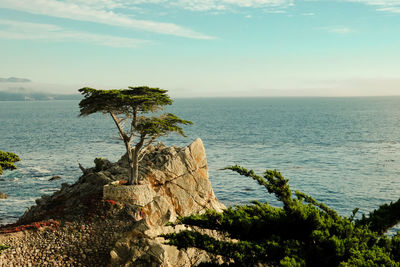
0,217,132,267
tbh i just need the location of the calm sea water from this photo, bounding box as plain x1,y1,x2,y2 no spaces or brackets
1,97,400,227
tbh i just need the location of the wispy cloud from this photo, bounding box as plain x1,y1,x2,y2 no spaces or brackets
264,9,287,14
345,0,400,14
0,0,215,39
318,26,354,34
169,0,294,11
0,19,150,48
376,7,400,13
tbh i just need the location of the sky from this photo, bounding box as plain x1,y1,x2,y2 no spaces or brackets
0,0,399,97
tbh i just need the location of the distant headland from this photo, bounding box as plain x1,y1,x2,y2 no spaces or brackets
0,91,81,101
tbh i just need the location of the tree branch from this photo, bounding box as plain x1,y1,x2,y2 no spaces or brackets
110,111,133,164
109,112,129,142
137,137,156,162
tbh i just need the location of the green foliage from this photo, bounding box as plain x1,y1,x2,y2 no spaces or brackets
78,86,192,185
0,244,9,254
356,199,400,235
78,86,172,116
136,113,191,137
391,233,400,262
0,150,20,175
0,151,20,162
163,166,400,266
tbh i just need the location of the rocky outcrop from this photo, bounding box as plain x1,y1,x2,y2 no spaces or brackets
104,138,224,226
106,138,225,266
18,168,113,223
16,138,225,266
110,222,211,267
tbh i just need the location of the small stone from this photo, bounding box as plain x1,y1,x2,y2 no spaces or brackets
110,250,119,261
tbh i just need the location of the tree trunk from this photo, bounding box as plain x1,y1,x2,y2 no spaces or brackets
126,148,134,185
128,136,145,185
109,111,136,184
128,146,140,185
132,158,139,185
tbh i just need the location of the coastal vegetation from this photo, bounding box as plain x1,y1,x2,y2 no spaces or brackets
163,165,400,266
0,150,20,175
78,86,192,185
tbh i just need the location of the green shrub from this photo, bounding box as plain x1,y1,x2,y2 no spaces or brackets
163,165,400,266
0,150,20,175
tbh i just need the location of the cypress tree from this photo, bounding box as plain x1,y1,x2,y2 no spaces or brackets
78,86,192,185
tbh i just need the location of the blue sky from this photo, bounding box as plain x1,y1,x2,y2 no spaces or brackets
0,0,399,97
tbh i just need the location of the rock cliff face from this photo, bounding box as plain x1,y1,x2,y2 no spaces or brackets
18,138,225,266
104,138,224,226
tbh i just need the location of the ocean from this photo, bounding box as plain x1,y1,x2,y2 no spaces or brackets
1,97,400,228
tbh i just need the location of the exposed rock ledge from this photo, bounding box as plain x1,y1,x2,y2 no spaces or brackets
1,138,225,266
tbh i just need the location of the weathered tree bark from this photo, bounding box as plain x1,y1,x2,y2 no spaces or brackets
131,157,138,185
130,135,145,185
127,151,136,185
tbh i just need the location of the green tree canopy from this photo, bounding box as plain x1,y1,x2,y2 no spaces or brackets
0,150,20,175
79,86,192,185
78,86,172,116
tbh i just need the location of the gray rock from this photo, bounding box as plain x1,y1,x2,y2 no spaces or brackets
83,172,112,186
110,222,210,267
94,157,112,171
